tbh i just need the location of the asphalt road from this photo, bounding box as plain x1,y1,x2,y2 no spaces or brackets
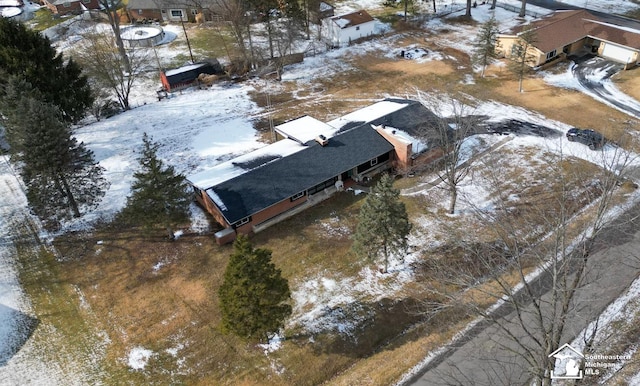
405,196,640,385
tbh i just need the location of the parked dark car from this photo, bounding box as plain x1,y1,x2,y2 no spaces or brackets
566,128,605,150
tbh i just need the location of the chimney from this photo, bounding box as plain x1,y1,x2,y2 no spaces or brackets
315,134,329,146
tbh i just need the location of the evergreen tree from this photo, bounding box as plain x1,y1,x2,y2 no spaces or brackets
5,87,108,225
353,173,412,273
472,17,500,78
121,133,190,238
0,18,92,122
218,235,292,342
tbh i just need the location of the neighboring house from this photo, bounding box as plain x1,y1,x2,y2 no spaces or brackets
187,98,442,245
42,0,101,15
127,0,219,22
322,9,375,47
160,60,223,92
497,9,640,69
309,0,334,24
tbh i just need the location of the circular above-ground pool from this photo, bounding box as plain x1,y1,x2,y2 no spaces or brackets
120,25,165,48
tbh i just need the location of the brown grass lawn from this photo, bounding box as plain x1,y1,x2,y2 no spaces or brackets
43,21,640,386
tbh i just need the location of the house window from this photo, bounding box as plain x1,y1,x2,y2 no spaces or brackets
356,152,390,174
170,9,183,18
233,216,251,228
161,9,166,13
546,49,557,61
290,191,306,201
308,177,338,195
191,9,198,15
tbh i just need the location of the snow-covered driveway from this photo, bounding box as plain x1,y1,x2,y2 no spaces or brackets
570,56,640,118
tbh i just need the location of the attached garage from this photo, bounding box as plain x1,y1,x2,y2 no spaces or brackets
600,42,637,64
496,10,640,70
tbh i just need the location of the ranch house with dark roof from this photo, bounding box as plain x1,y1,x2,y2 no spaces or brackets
187,98,442,245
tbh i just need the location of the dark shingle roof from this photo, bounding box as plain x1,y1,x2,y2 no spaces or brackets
208,123,394,224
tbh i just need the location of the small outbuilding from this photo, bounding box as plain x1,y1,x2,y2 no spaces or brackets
160,60,223,92
322,9,376,48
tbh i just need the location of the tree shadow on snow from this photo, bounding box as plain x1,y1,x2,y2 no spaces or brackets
300,297,428,358
0,304,39,367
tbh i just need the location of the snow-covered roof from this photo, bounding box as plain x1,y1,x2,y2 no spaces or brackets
164,63,208,77
0,0,21,7
0,6,20,17
274,115,336,144
327,99,411,131
379,125,428,155
319,1,333,12
187,138,306,189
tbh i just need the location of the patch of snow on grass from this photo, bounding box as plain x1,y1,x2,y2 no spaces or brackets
127,347,154,370
258,333,284,354
290,233,423,337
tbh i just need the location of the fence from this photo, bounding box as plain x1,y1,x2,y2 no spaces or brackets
495,1,545,18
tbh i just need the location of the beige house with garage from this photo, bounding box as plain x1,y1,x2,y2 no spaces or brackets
497,9,640,69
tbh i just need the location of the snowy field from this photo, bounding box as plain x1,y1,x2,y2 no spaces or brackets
2,0,640,383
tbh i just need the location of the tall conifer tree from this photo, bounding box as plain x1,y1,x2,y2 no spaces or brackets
353,173,412,273
121,133,190,238
4,86,108,225
218,235,292,342
0,18,92,122
473,17,500,78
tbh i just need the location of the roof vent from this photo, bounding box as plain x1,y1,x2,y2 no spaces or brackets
316,134,329,146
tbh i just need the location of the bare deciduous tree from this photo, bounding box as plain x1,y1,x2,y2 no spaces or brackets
416,93,480,214
519,0,527,17
96,0,131,73
418,138,637,385
508,28,537,93
74,30,151,110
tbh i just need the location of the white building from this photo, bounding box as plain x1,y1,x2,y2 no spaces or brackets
322,9,375,48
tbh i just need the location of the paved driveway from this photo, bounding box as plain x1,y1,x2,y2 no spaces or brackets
570,55,640,119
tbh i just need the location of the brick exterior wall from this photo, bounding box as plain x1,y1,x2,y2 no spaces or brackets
373,127,412,170
234,195,309,234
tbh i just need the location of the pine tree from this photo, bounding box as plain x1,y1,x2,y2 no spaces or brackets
218,235,292,342
472,17,500,78
121,133,190,238
7,89,108,225
0,18,92,122
353,173,412,273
